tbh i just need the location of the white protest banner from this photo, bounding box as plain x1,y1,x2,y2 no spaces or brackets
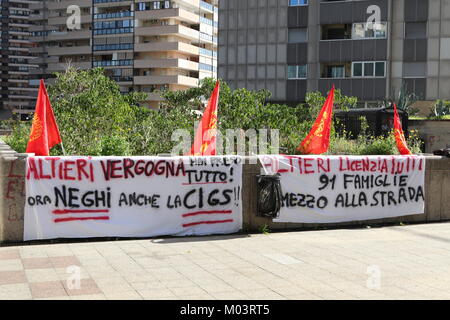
259,155,425,223
24,156,242,240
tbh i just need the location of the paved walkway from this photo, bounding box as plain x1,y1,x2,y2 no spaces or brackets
1,222,450,300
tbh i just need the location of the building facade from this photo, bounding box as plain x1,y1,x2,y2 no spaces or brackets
1,0,38,118
29,0,217,109
218,0,450,107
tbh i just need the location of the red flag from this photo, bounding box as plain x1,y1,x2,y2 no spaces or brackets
393,103,412,155
297,85,335,154
26,79,62,156
186,80,220,156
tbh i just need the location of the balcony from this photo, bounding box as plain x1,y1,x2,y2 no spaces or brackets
135,8,198,24
199,48,216,57
135,24,199,41
9,38,31,44
134,41,199,57
94,0,132,7
111,76,133,83
7,94,36,100
8,79,28,84
197,32,217,45
48,14,91,25
29,46,46,53
199,63,215,72
94,0,129,3
29,25,49,32
9,47,31,54
29,2,45,10
93,43,133,51
321,23,387,41
134,58,198,71
47,30,91,41
320,0,388,24
200,16,218,28
318,78,387,101
4,101,29,108
28,13,44,21
134,75,198,87
319,39,388,63
47,62,91,72
29,34,45,42
31,56,59,64
93,28,133,35
94,11,133,20
9,21,32,28
29,68,45,75
93,59,133,67
48,0,91,10
48,45,91,56
200,1,214,12
7,87,36,92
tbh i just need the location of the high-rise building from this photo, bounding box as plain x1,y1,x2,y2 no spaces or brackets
218,0,448,108
1,0,38,119
29,0,218,109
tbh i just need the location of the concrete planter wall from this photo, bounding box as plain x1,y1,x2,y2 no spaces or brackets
409,119,450,153
0,140,27,242
1,139,449,243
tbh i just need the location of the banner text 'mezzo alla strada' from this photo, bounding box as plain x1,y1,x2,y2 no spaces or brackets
262,155,424,175
259,155,426,224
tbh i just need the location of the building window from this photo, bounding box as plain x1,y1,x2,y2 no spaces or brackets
288,28,308,43
353,63,363,77
352,61,386,78
352,22,387,39
403,62,426,78
321,64,349,78
288,65,307,79
289,0,308,6
322,24,351,40
137,1,172,11
326,65,345,78
405,22,427,39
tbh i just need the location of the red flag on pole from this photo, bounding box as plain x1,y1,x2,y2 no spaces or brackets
186,80,220,156
26,79,62,156
393,103,412,155
297,85,335,155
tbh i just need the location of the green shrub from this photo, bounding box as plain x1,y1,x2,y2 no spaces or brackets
360,135,397,155
328,135,364,155
4,120,30,153
4,67,423,156
100,135,131,156
405,129,424,154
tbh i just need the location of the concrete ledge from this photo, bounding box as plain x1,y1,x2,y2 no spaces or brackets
1,139,450,242
0,139,25,242
409,119,450,153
